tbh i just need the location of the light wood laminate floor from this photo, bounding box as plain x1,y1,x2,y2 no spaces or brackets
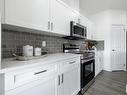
84,71,127,95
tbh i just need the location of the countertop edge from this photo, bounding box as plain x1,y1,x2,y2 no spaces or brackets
0,53,82,74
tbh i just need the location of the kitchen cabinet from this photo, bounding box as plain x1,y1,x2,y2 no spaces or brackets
51,0,71,36
62,68,80,95
58,57,80,95
5,76,57,95
5,64,57,91
0,74,4,95
58,0,79,12
79,14,94,40
2,0,73,36
2,0,93,37
71,11,80,23
86,21,94,39
0,0,2,69
73,0,79,12
95,51,103,77
89,11,108,41
4,56,81,95
2,0,50,32
5,64,58,95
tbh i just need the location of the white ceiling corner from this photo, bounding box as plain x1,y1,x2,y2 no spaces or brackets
80,0,127,15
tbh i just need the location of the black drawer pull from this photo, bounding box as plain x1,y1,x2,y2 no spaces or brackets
69,61,76,64
58,75,60,86
61,74,64,83
34,70,47,75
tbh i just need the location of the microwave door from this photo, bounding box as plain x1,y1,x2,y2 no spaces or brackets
73,26,85,38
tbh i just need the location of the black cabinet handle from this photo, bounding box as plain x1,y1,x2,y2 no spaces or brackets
51,22,53,31
61,74,64,83
48,21,50,30
69,61,76,64
58,75,61,86
34,70,47,75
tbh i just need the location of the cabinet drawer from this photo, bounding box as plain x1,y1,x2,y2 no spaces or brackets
5,64,57,91
60,57,80,71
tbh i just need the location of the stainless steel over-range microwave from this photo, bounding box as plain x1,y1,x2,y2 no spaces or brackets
70,21,87,39
63,21,87,40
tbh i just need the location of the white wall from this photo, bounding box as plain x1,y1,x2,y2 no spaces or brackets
108,9,127,25
89,9,127,71
90,10,112,71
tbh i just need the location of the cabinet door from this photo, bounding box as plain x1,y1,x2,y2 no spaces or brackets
58,0,79,12
73,0,79,12
0,74,4,95
4,0,50,32
95,52,103,76
0,0,1,70
79,14,94,39
62,67,80,95
95,52,100,76
98,52,103,71
5,76,57,95
51,0,71,36
86,22,93,39
71,11,79,23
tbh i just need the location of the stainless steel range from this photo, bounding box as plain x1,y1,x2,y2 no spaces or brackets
63,43,95,94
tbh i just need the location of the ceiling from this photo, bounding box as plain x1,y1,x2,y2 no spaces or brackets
80,0,127,15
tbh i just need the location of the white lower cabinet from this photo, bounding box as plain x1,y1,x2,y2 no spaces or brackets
5,76,57,95
4,57,81,95
95,51,104,77
0,74,4,95
5,63,58,95
62,68,80,95
58,57,80,95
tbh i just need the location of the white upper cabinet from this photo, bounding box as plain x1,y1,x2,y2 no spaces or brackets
71,11,80,23
79,14,94,40
3,0,50,32
2,0,74,36
58,0,79,12
50,0,71,36
109,9,127,25
73,0,79,12
87,22,94,39
2,0,92,37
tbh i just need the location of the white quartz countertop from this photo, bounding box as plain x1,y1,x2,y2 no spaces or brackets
1,53,81,73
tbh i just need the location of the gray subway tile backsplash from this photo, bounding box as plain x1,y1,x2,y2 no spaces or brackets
2,30,83,58
2,29,104,58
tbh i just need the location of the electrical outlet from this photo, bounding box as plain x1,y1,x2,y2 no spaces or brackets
42,41,46,47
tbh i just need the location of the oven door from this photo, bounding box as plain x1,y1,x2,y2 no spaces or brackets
81,59,95,88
